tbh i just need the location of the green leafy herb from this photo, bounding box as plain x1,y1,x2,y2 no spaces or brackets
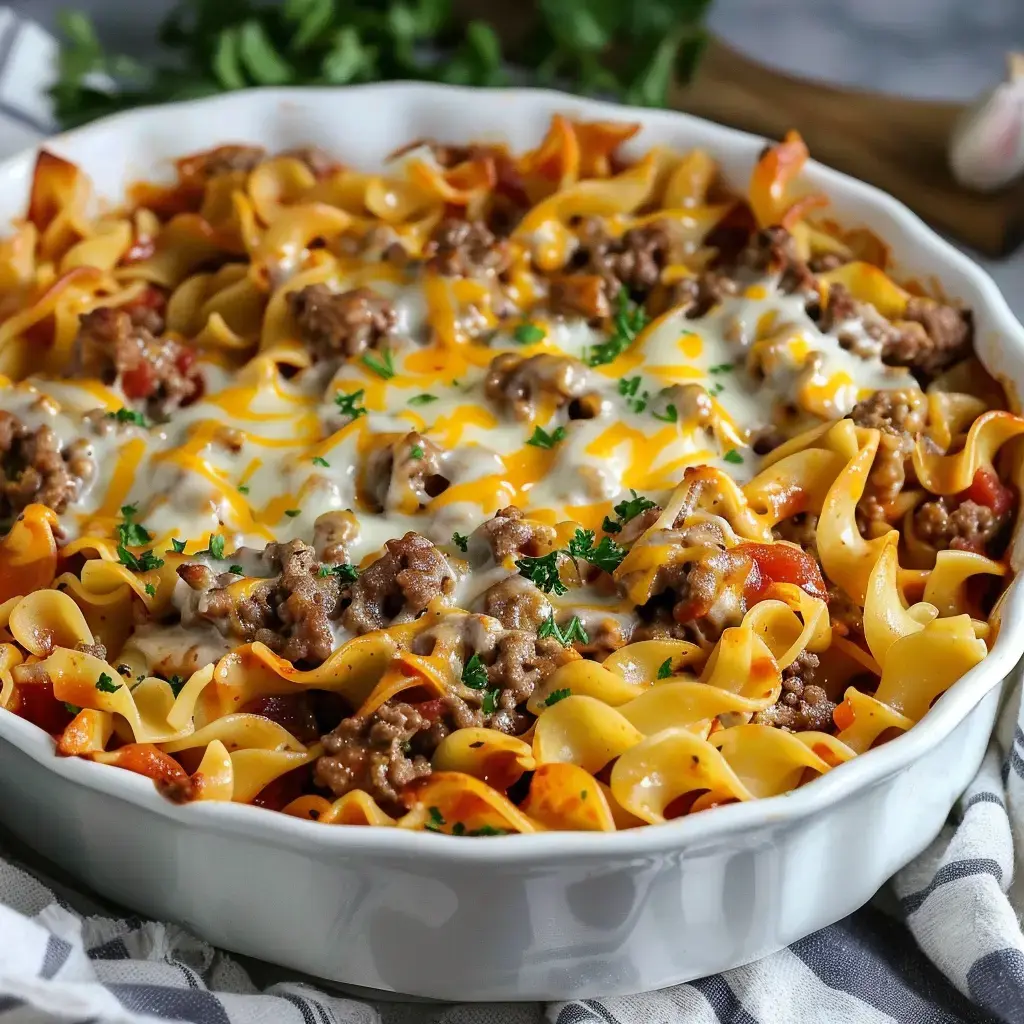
542,687,571,707
467,824,508,836
361,348,395,380
311,455,330,467
408,393,438,406
657,657,673,679
238,484,250,494
49,3,710,132
613,490,657,523
63,702,82,715
723,449,744,465
144,582,156,596
565,528,625,572
117,503,152,547
652,403,678,423
515,552,567,595
228,564,244,575
209,535,225,560
410,444,425,460
284,509,301,517
708,363,734,374
334,389,367,419
538,612,590,648
617,375,649,414
525,425,567,450
107,407,148,427
461,653,489,690
318,563,360,582
513,322,545,345
585,289,649,367
581,790,588,800
452,532,469,553
709,381,725,397
167,675,187,697
170,538,186,554
95,672,121,693
425,806,445,832
481,687,502,716
118,546,165,572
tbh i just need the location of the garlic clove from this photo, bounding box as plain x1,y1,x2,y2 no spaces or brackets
949,52,1024,193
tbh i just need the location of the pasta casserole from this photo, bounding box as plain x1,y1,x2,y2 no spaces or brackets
0,118,1020,835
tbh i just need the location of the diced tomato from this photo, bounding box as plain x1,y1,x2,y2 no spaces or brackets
12,682,74,735
411,698,446,722
241,694,319,744
252,765,311,811
738,542,828,605
174,346,196,375
963,467,1015,518
121,361,156,399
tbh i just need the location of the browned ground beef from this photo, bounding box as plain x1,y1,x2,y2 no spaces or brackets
485,352,594,422
363,432,449,513
752,650,836,731
342,532,454,634
849,388,928,436
424,217,509,277
736,226,817,295
311,510,358,564
478,505,558,561
480,576,551,630
181,145,265,180
75,307,201,419
74,640,108,661
288,284,396,360
668,270,741,319
178,539,343,666
0,411,93,518
914,498,1004,554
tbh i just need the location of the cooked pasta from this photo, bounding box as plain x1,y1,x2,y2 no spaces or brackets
0,121,1020,835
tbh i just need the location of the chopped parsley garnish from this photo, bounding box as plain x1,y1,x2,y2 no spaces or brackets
542,688,572,707
361,347,395,380
723,449,744,465
618,375,649,414
709,381,725,397
107,407,147,427
311,456,330,467
334,388,367,419
63,702,82,715
467,825,508,836
538,612,590,648
318,563,359,582
425,806,445,832
565,528,625,573
238,484,250,494
513,322,545,345
408,393,438,406
228,564,244,575
144,583,156,596
613,490,657,524
462,653,489,690
118,547,164,572
95,672,121,693
284,509,301,517
481,687,501,716
452,532,469,553
167,675,186,697
651,403,678,424
515,552,567,595
585,288,649,367
580,790,588,800
565,527,596,561
657,658,673,679
410,444,425,460
525,425,567,449
209,535,225,560
708,363,734,374
117,503,152,547
170,538,186,554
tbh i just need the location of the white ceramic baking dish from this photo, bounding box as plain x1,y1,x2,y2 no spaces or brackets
0,84,1022,1002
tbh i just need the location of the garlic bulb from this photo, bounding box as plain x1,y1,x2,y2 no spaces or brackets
949,52,1024,192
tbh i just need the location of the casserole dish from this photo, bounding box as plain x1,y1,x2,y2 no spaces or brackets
0,83,1022,1000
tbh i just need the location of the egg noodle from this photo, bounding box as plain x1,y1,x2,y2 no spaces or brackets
0,119,1021,835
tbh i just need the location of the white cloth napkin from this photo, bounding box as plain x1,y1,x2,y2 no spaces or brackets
1,10,1023,1023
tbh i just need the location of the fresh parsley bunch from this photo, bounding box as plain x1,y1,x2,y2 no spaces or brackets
50,0,712,130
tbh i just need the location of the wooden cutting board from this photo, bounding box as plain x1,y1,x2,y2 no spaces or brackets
676,41,1024,257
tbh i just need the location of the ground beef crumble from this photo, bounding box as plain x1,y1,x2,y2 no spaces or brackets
0,410,93,518
424,217,509,277
477,505,558,562
485,352,596,422
914,498,1005,554
752,650,836,732
288,284,396,360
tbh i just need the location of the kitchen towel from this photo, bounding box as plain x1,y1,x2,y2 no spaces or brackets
0,9,1023,1024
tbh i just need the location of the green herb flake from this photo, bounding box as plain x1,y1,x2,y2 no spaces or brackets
581,790,588,801
408,394,438,406
361,348,395,380
228,564,244,575
334,388,367,419
513,322,545,345
467,825,508,836
481,687,502,716
107,407,148,427
311,455,330,467
708,363,734,375
525,425,567,450
168,675,186,697
461,653,489,690
452,532,469,553
318,563,359,582
425,806,446,832
652,403,678,424
566,526,625,573
237,484,250,494
585,289,649,367
144,583,156,596
170,538,186,554
542,688,571,707
95,672,121,693
63,702,82,715
538,612,590,648
723,449,744,465
613,490,657,524
209,535,225,560
657,657,673,679
515,552,567,595
284,509,301,518
410,444,425,460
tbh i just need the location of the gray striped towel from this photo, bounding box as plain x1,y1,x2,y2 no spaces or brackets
1,9,1024,1023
